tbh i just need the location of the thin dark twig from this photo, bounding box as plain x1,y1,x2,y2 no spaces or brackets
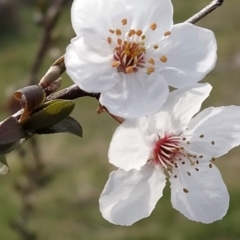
29,0,67,85
186,0,224,24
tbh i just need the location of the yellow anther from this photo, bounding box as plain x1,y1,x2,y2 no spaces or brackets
148,58,155,65
150,23,157,30
112,61,120,68
117,39,122,45
153,45,159,49
121,18,127,25
128,29,135,37
164,31,171,36
141,35,146,40
146,67,155,74
126,66,134,73
136,30,143,36
160,55,168,63
107,37,112,44
109,29,114,34
116,29,122,36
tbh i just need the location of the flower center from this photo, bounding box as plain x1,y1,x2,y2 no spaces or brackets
107,18,171,75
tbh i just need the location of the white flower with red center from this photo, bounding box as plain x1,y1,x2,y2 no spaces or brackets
99,83,240,226
65,0,217,118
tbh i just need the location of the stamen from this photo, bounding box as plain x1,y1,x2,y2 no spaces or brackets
126,66,134,73
160,55,168,63
112,61,120,67
107,37,112,44
121,18,127,25
183,188,189,193
116,29,122,36
146,67,155,74
148,58,155,65
150,23,157,30
136,30,143,36
164,31,171,36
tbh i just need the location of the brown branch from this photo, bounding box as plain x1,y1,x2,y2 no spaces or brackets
29,0,67,85
185,0,224,24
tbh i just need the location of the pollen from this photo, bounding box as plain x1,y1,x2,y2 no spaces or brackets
164,31,171,36
121,18,127,25
160,55,168,63
150,23,157,30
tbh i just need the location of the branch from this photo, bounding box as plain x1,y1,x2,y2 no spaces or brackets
185,0,224,24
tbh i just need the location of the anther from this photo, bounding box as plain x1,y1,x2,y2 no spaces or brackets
164,31,171,36
195,168,199,171
116,29,122,36
160,55,168,63
200,134,204,138
148,58,155,65
112,61,120,68
211,141,215,145
126,66,134,73
150,23,157,30
183,188,189,193
182,137,186,141
199,155,203,158
117,39,122,45
196,160,199,164
211,157,216,161
209,163,213,168
187,141,190,145
153,45,159,49
121,18,127,25
107,37,112,44
187,172,191,176
109,29,114,34
146,67,155,74
136,30,143,36
141,35,146,40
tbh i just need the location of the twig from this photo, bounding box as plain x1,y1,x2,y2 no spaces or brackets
29,0,67,85
186,0,224,24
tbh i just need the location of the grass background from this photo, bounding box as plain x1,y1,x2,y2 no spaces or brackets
0,0,240,239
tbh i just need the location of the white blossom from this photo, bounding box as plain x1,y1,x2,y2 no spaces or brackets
65,0,217,118
99,83,240,225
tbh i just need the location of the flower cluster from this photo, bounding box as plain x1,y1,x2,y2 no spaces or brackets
65,0,240,226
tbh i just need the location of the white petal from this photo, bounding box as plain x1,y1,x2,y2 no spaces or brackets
99,165,166,226
185,106,240,158
121,0,173,44
65,34,119,93
100,71,169,118
170,161,229,223
148,83,212,135
71,0,127,38
158,23,217,88
109,119,152,171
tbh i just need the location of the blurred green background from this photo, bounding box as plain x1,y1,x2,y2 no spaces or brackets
0,0,240,239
